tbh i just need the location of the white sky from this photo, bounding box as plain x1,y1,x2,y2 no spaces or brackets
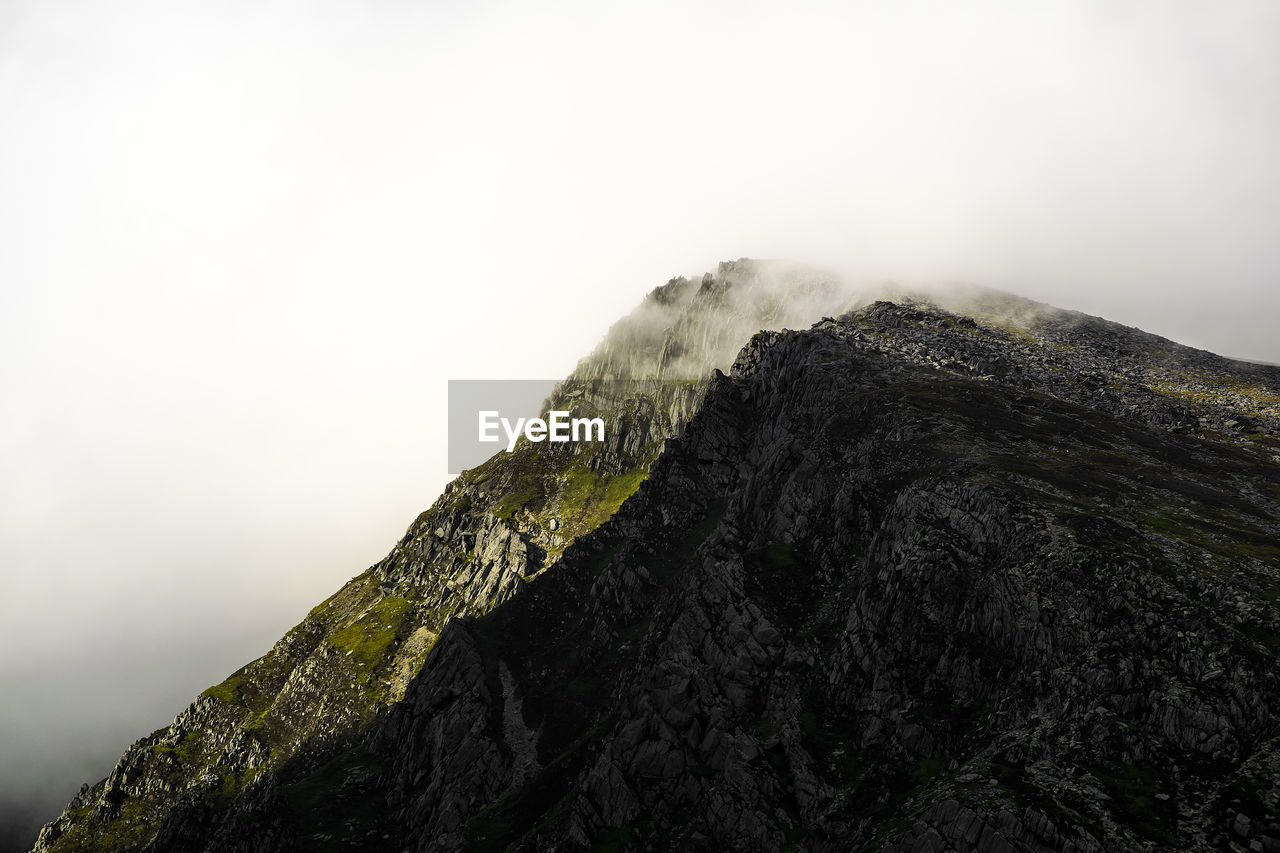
2,0,1279,830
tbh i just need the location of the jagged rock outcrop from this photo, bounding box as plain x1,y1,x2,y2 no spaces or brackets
32,261,1280,851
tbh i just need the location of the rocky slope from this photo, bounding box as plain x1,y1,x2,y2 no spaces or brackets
28,260,849,852
32,262,1280,851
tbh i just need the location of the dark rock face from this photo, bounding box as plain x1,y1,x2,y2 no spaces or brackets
32,267,1280,851
31,260,841,853
346,312,1280,852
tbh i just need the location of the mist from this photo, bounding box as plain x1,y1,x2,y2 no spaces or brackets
3,0,1279,847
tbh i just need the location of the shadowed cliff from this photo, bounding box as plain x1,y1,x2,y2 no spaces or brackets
32,262,1280,851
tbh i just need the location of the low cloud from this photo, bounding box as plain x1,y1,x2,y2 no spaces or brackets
2,1,1278,840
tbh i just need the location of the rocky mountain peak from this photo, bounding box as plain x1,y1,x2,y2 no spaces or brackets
31,262,1280,852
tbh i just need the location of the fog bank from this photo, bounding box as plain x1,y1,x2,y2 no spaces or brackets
3,1,1279,846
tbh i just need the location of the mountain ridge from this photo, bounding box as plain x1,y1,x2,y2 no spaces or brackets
30,261,1280,851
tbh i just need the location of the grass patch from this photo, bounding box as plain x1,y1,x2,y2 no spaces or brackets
45,798,154,853
493,485,539,521
200,673,246,705
161,730,212,766
1247,432,1280,450
326,595,412,667
553,462,650,536
1140,506,1280,566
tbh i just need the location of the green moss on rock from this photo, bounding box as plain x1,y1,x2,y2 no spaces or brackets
326,595,412,667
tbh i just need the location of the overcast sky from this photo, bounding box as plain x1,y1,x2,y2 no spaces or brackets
2,0,1279,846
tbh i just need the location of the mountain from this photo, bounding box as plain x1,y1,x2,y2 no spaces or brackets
31,261,1280,851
